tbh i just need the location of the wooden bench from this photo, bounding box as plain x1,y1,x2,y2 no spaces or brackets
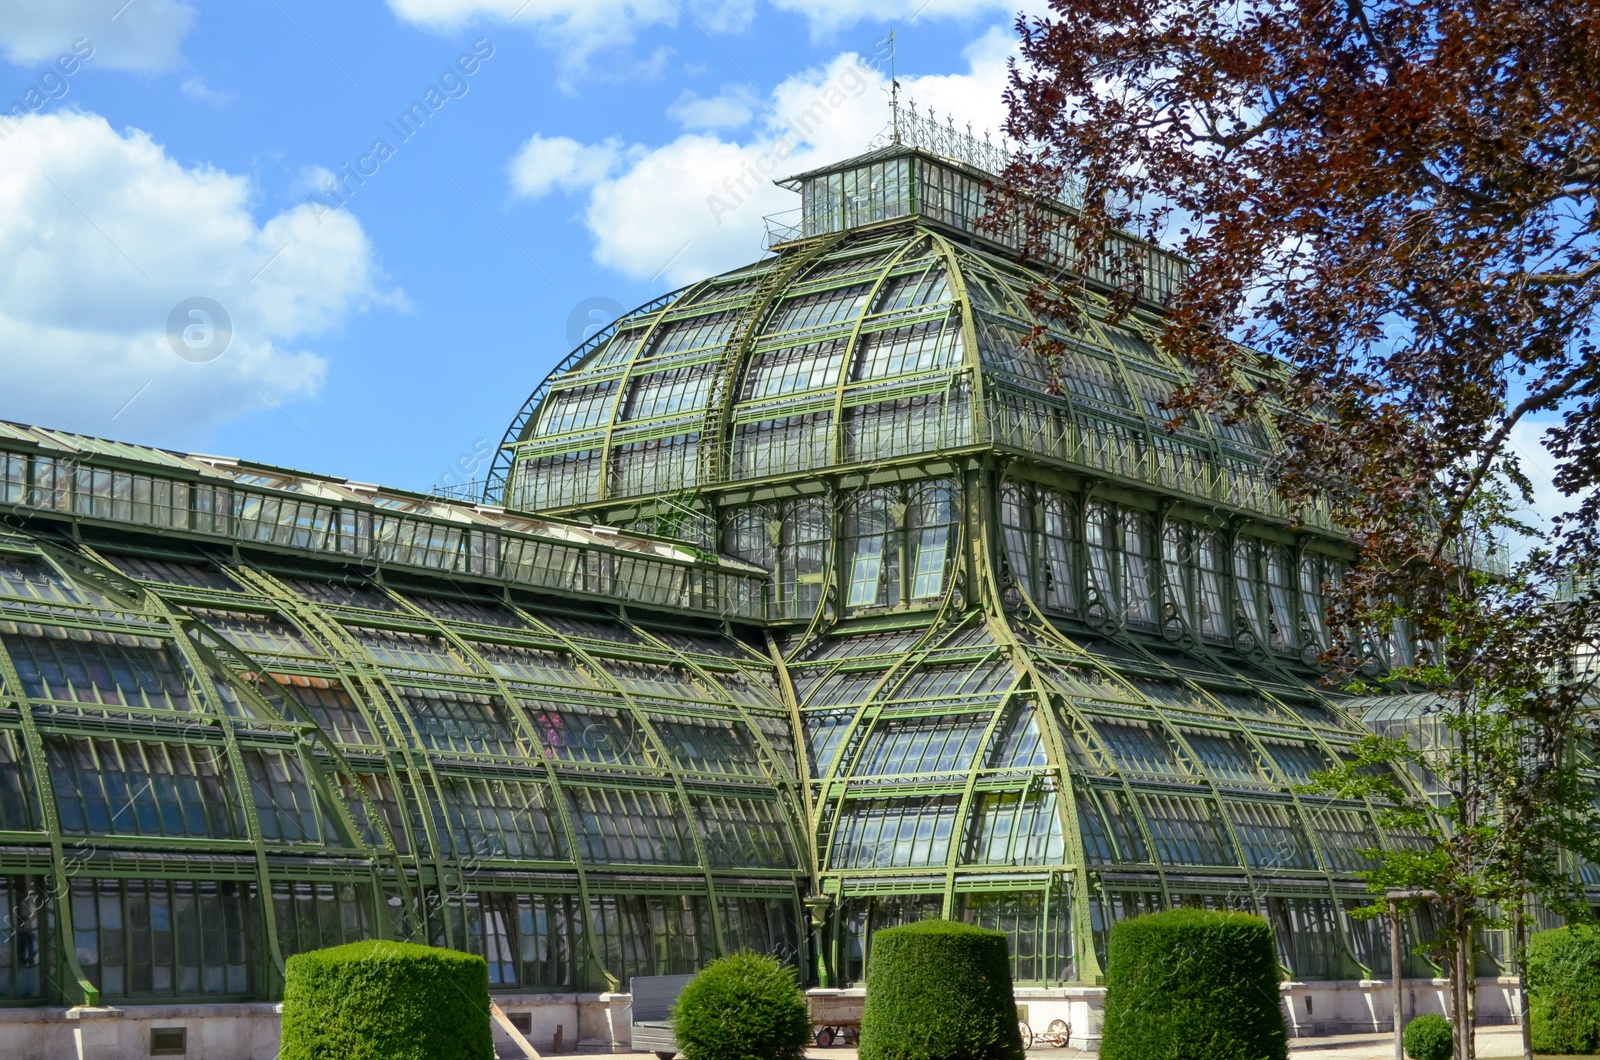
630,973,697,1060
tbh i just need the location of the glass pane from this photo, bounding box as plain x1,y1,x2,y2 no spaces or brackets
832,797,959,868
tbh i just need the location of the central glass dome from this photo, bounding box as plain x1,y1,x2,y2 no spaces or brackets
492,163,1284,529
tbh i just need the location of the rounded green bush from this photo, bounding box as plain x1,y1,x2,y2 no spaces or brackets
671,952,810,1060
1100,909,1287,1060
1403,1014,1453,1060
1527,925,1600,1054
859,919,1025,1060
279,940,493,1060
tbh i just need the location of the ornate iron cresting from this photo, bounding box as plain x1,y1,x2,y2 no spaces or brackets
890,99,1086,210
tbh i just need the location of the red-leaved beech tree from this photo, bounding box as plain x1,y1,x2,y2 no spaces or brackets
997,2,1600,1057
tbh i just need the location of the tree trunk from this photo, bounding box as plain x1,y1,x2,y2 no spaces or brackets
1516,902,1533,1060
1464,920,1477,1060
1451,903,1475,1060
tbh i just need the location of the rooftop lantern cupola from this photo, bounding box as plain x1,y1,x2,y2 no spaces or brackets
765,101,1183,311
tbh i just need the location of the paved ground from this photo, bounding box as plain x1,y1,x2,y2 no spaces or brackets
543,1023,1535,1059
1286,1025,1525,1059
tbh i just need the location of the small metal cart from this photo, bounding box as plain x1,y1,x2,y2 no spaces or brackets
630,973,697,1060
809,1019,860,1048
1017,1008,1073,1049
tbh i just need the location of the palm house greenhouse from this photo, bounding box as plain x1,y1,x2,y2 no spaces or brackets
0,127,1537,1022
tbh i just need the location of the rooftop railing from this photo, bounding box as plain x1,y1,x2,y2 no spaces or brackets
763,209,803,249
429,478,486,503
981,383,1336,531
0,432,767,622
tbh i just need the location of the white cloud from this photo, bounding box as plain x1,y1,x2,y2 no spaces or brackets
290,165,339,201
508,134,621,199
768,0,1016,34
388,0,1017,65
506,28,1015,286
683,0,755,35
179,75,235,107
667,85,756,131
0,0,196,73
0,111,395,443
387,0,680,65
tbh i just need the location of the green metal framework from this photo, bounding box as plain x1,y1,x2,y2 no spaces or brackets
0,141,1557,1008
487,142,1496,989
0,423,804,1006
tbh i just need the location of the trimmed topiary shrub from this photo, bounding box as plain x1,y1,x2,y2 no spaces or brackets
859,919,1025,1060
1403,1014,1453,1060
1528,924,1600,1054
1100,909,1287,1060
279,940,493,1060
671,952,810,1060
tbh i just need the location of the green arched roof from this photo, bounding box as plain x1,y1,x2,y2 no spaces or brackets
494,221,1301,527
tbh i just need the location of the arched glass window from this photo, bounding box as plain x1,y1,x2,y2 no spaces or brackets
1266,545,1299,653
1120,510,1155,627
999,481,1074,614
843,481,958,612
1041,493,1075,614
1161,521,1193,633
782,499,832,619
908,484,956,601
723,501,833,620
1234,539,1263,643
1299,554,1334,651
1195,530,1229,640
722,506,776,572
1084,501,1118,616
1160,522,1228,641
845,490,899,610
1383,611,1416,669
1000,483,1033,594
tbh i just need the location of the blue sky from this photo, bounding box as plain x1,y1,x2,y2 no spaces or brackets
0,0,1026,492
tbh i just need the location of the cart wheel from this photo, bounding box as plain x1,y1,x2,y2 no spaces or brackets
843,1025,860,1045
1019,1021,1035,1049
1048,1019,1071,1048
815,1026,836,1048
655,1053,677,1060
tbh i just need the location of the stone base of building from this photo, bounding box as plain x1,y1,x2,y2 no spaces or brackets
0,993,632,1060
1280,977,1522,1038
812,978,1523,1052
0,978,1524,1059
0,1003,285,1060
